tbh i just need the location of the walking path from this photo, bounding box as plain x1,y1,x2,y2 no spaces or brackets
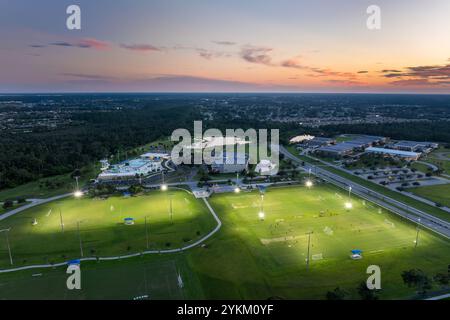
416,160,439,172
425,293,450,300
0,193,72,222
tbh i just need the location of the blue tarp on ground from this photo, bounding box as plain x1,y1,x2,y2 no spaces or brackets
257,185,267,194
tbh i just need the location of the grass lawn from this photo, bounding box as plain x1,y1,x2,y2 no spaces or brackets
192,185,450,299
0,254,205,300
0,202,28,216
425,147,450,175
0,164,99,201
409,184,450,208
411,162,432,173
285,148,450,223
0,189,216,268
0,185,448,299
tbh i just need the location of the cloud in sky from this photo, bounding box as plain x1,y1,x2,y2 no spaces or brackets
48,38,111,50
280,58,308,70
281,57,359,82
120,44,161,52
240,46,274,66
383,60,450,86
196,48,231,60
212,41,236,46
61,73,115,81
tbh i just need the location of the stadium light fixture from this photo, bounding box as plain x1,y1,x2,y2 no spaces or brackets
234,187,241,193
345,202,353,210
258,211,265,221
161,184,168,191
74,190,83,198
305,180,313,188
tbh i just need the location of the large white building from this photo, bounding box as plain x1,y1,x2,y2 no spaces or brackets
98,157,163,181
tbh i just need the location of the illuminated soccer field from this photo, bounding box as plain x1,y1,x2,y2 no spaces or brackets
0,184,449,299
0,189,216,268
189,184,450,299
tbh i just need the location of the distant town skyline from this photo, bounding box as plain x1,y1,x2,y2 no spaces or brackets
1,0,450,93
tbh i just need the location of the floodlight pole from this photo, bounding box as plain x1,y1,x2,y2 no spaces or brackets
348,186,352,201
169,194,173,223
260,194,264,213
0,228,13,266
415,218,421,248
306,231,313,270
145,216,150,249
77,221,84,257
59,207,64,233
75,176,79,191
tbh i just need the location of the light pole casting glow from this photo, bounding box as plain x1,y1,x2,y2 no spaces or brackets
0,228,13,266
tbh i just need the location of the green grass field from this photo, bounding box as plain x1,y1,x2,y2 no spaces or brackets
0,189,216,268
425,147,450,175
1,184,449,300
287,149,450,222
0,164,99,202
409,184,450,208
190,185,450,299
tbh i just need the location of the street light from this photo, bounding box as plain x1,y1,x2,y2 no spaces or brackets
234,187,241,193
305,180,313,188
345,202,353,210
0,228,13,266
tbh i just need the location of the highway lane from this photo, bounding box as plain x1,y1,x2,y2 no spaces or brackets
280,145,450,239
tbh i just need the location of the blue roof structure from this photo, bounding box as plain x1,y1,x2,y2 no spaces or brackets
351,249,362,255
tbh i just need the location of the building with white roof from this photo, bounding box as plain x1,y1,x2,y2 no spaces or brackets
98,157,163,181
365,147,421,161
255,160,278,176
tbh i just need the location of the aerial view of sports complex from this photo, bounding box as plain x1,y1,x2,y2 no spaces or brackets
0,0,449,310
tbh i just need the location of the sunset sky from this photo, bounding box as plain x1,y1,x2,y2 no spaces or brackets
1,0,450,93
